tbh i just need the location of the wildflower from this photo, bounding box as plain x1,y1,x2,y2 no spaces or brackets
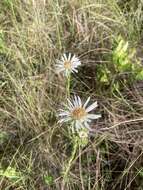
58,96,101,130
55,53,81,77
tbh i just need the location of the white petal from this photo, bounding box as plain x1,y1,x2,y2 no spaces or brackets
61,55,65,62
55,64,64,68
77,96,82,107
59,108,67,112
74,96,79,106
83,122,90,130
72,62,81,67
68,53,71,61
77,61,81,65
56,60,64,65
73,96,79,107
71,54,76,62
58,117,71,123
75,95,80,107
83,97,90,108
56,68,65,73
72,68,78,73
86,114,101,120
75,121,83,130
83,118,92,123
67,99,74,109
86,101,98,112
59,112,69,116
63,53,68,61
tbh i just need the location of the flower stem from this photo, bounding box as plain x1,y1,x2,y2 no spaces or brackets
62,138,78,188
66,73,71,99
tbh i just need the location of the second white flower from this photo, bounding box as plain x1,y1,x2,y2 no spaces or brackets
59,96,101,130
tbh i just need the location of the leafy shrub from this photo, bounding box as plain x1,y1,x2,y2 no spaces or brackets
97,36,143,92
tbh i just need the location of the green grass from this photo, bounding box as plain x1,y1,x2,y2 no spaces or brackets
0,0,143,189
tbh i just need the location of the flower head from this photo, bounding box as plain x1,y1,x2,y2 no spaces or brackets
58,96,101,130
55,53,81,77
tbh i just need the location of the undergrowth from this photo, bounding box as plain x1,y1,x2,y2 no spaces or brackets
0,0,143,190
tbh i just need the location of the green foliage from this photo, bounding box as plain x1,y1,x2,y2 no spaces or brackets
112,37,133,72
98,36,143,92
0,131,9,144
3,0,13,8
44,174,54,186
0,30,7,54
138,168,143,177
135,69,143,80
112,36,143,81
0,0,143,189
99,66,111,85
0,166,24,182
77,129,89,147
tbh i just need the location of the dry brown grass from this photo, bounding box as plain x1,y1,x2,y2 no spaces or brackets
0,0,143,189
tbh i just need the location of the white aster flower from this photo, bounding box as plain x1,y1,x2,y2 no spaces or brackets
58,96,101,130
55,53,81,77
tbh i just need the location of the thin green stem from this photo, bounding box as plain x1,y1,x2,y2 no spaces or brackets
62,138,78,188
66,73,71,99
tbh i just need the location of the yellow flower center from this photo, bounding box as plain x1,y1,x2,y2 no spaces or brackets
64,61,71,69
72,107,87,120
